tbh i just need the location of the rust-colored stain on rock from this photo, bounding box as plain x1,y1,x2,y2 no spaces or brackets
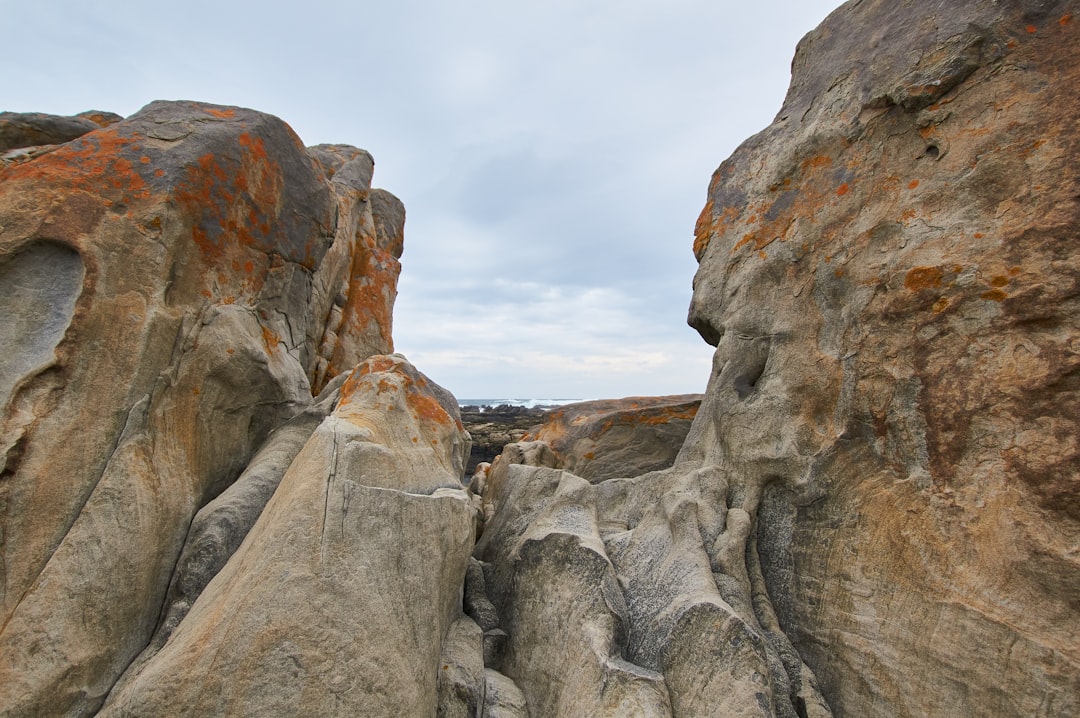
904,266,944,291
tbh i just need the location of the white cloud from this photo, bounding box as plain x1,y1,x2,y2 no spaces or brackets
2,0,840,400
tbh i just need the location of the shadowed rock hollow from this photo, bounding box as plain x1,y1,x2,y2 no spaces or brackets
1,0,1078,715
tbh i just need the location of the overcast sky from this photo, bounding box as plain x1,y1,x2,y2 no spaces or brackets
5,0,841,400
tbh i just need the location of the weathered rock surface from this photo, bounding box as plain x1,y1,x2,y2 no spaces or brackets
521,395,702,481
688,0,1080,715
5,0,1080,712
0,101,404,717
0,110,119,154
101,354,475,716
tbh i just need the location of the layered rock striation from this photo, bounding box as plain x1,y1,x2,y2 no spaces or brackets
688,0,1080,714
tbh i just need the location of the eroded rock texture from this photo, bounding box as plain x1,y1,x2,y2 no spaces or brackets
471,1,1080,716
101,354,475,716
521,395,703,482
687,0,1080,715
0,101,407,717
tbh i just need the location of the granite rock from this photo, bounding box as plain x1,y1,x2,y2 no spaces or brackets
0,101,402,717
522,395,703,482
100,355,475,717
689,0,1080,715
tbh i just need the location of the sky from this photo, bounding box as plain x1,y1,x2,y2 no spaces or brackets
4,0,841,401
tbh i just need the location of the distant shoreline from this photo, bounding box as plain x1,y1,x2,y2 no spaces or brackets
456,398,586,410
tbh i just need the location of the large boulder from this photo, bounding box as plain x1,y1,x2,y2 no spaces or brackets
521,395,703,481
0,101,402,717
688,0,1080,715
100,354,476,716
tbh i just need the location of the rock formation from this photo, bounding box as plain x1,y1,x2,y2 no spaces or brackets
687,0,1080,714
0,101,410,716
2,0,1079,714
473,0,1080,715
520,395,702,482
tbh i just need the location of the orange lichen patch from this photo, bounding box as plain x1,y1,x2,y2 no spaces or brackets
908,180,920,190
905,266,944,291
192,387,201,396
694,202,742,260
801,155,833,171
932,296,951,313
407,390,451,426
598,404,700,433
206,107,237,118
1017,138,1046,157
901,209,918,223
974,232,984,239
989,275,1010,288
260,325,281,354
758,251,768,260
325,240,401,379
1008,266,1022,276
836,182,850,196
140,156,151,164
226,348,235,355
981,289,1008,301
583,452,596,460
0,126,152,206
1062,14,1073,26
367,356,399,375
1026,24,1038,33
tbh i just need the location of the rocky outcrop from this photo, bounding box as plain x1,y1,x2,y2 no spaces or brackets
101,354,475,716
0,110,121,155
0,101,405,717
687,0,1080,715
4,0,1080,712
521,395,702,481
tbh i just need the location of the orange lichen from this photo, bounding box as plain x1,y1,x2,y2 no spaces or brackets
974,232,984,239
836,183,850,196
1026,24,1038,33
1062,14,1073,26
981,289,1007,301
905,266,943,291
359,356,398,376
260,325,281,354
801,155,833,171
908,180,920,190
932,296,950,313
206,107,237,118
989,275,1010,288
407,391,451,426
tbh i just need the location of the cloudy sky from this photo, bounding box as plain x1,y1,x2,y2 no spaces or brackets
5,0,840,401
